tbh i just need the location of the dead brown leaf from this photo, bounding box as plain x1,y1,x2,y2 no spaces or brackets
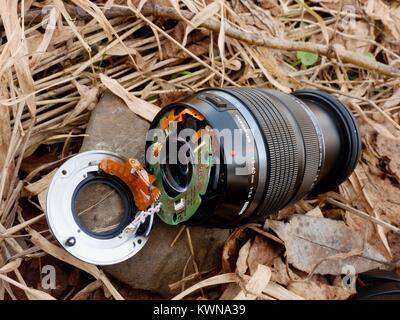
30,6,60,69
236,239,252,276
364,0,400,41
183,1,220,46
270,257,290,285
158,91,189,108
24,169,56,197
62,82,100,126
375,133,400,182
161,21,210,60
0,0,36,114
247,235,283,275
29,229,124,300
100,73,160,121
288,280,355,300
340,21,373,54
222,226,251,273
347,163,400,228
234,264,272,300
266,215,389,275
255,0,282,16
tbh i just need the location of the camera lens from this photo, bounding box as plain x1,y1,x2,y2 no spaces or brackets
160,137,194,196
146,88,361,228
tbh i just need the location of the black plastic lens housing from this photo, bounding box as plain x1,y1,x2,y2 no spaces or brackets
147,88,361,228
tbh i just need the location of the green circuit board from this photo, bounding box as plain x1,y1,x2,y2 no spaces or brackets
147,108,213,225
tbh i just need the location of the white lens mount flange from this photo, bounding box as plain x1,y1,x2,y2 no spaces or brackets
46,150,153,265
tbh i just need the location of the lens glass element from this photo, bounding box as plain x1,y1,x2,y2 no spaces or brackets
161,137,194,196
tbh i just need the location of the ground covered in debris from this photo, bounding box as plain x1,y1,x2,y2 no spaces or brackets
0,0,400,300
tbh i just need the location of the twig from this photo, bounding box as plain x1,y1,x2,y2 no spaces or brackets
301,80,400,131
5,3,399,77
326,197,400,234
0,213,45,238
185,227,205,297
29,229,125,300
170,225,186,247
247,225,285,245
0,273,55,300
71,280,102,300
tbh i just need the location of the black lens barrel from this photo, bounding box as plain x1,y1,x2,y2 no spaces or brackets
147,88,361,228
293,90,361,194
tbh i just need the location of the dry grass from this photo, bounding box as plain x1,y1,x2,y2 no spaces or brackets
0,0,400,300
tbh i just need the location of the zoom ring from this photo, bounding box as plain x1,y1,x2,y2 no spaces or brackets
262,90,322,204
250,89,301,211
225,88,300,215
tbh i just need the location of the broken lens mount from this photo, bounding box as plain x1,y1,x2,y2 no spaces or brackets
46,151,154,265
146,88,361,228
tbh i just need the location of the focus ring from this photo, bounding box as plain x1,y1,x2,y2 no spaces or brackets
222,88,299,215
262,90,322,204
249,89,301,210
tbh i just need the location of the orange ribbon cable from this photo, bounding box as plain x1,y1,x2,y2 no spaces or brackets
99,158,160,211
160,107,205,129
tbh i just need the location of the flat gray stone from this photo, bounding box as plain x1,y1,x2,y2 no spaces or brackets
80,91,229,297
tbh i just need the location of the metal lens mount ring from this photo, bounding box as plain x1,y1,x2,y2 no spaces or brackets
46,150,154,265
